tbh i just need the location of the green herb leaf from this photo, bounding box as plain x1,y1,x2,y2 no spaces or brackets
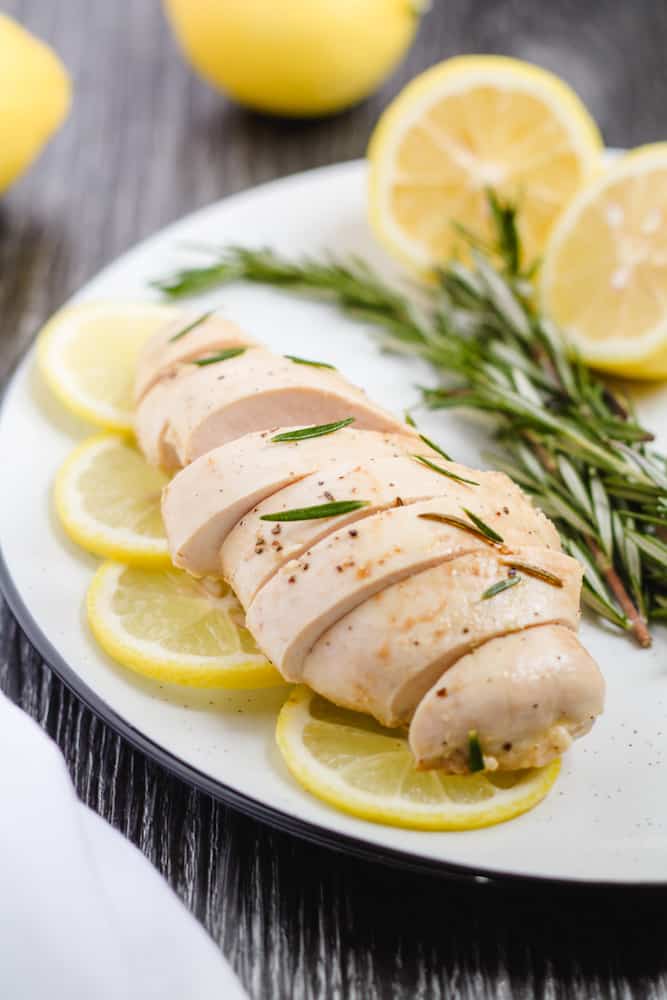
501,561,563,588
168,310,216,343
467,730,485,773
481,574,522,600
418,433,452,462
192,347,247,366
260,500,370,522
412,454,479,486
418,511,501,546
284,354,337,370
404,410,417,428
271,418,355,442
461,507,504,544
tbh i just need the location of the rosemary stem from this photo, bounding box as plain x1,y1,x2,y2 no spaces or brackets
584,534,651,648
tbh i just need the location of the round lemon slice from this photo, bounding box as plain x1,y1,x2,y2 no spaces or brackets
277,687,560,831
541,143,667,379
55,434,170,567
37,301,175,431
368,55,602,274
88,562,284,688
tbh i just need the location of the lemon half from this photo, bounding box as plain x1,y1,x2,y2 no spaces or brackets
277,686,560,830
368,55,602,274
541,143,667,379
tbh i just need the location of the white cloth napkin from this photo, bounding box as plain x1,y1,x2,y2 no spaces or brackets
0,692,246,1000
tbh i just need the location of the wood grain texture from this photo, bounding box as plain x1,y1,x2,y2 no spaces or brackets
1,1,667,996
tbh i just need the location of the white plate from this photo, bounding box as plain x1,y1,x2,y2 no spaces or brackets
1,160,666,886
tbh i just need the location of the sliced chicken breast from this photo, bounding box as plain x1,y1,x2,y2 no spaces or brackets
134,312,256,403
162,428,417,576
246,492,561,682
302,546,582,727
409,624,605,772
221,455,531,607
138,347,408,469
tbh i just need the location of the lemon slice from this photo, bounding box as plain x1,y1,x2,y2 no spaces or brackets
368,55,602,274
277,687,560,830
88,562,284,688
37,301,175,431
541,143,667,379
55,434,171,567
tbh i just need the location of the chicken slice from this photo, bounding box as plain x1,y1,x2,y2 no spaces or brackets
409,625,605,772
136,347,408,469
161,428,417,576
245,493,560,682
302,546,582,727
134,312,256,403
221,455,531,607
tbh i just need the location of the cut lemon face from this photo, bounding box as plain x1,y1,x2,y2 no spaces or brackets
276,687,560,831
541,143,667,379
37,301,175,431
55,434,170,567
88,562,284,688
368,55,602,274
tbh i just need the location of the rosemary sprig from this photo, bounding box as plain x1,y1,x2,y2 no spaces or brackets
152,196,667,646
271,418,354,442
482,575,522,600
284,354,337,370
169,310,214,342
192,347,246,366
412,454,479,486
260,500,370,522
467,731,485,773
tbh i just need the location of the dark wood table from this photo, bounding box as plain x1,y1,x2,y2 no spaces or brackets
2,1,666,995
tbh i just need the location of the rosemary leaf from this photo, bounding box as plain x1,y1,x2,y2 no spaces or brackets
557,455,592,517
412,454,479,486
461,507,504,544
418,433,453,462
501,561,563,587
418,511,501,546
467,731,485,773
284,354,337,370
192,347,246,366
169,310,214,342
271,418,354,442
590,472,614,557
627,530,667,568
260,500,369,522
481,575,522,600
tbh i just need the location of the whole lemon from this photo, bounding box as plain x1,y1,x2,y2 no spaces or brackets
0,14,71,194
162,0,423,117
